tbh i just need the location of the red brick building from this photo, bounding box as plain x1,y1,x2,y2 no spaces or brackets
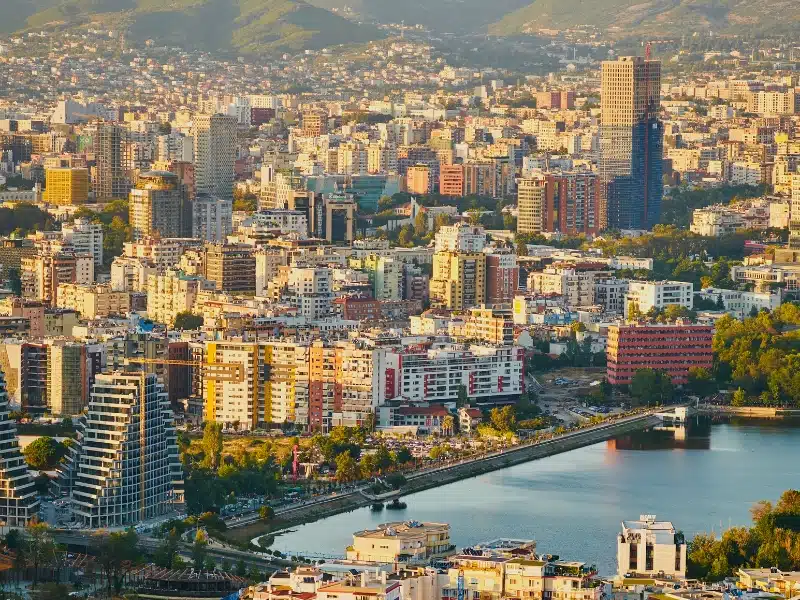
606,323,713,386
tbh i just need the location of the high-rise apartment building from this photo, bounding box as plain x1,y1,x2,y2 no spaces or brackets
191,194,233,243
68,373,184,527
193,114,236,199
21,250,94,304
485,249,519,305
94,123,131,201
301,110,327,137
61,218,104,266
47,340,88,416
406,164,431,195
517,178,545,234
430,252,486,310
439,164,465,196
434,224,486,253
204,243,256,294
541,171,601,235
599,56,663,230
0,368,39,525
43,167,89,204
129,171,190,241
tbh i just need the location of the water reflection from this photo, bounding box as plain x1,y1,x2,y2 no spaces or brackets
609,415,712,450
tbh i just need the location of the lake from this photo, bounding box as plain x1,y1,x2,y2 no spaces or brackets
265,417,800,575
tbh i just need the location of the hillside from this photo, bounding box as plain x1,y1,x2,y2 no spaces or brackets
490,0,800,37
307,0,532,33
3,0,384,54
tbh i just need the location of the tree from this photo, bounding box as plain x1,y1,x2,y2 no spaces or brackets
4,528,21,550
39,583,70,600
456,384,469,408
433,213,451,233
23,436,66,470
442,415,455,436
731,388,747,407
259,505,275,521
6,268,22,296
397,224,414,247
414,211,427,237
153,529,180,568
687,367,715,398
516,240,528,256
202,421,223,470
489,406,517,432
191,530,208,570
103,215,130,266
630,369,675,406
23,521,56,589
174,311,204,330
394,446,413,465
334,451,360,482
467,208,482,226
97,529,141,596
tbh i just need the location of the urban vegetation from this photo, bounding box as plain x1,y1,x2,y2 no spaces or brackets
688,489,800,580
712,304,800,407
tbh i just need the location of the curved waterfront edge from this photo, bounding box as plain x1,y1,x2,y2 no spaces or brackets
228,412,662,545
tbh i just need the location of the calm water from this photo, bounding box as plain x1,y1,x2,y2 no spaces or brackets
267,418,800,575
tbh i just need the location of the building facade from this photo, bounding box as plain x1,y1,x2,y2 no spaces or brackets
69,373,184,527
606,324,713,385
599,56,663,230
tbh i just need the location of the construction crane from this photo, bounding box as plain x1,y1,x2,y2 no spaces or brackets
124,358,245,383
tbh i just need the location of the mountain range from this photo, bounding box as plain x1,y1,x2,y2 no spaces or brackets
4,0,800,55
1,0,384,54
490,0,800,37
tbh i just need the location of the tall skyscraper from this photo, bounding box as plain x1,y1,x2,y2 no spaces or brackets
95,123,131,201
517,177,545,235
68,372,184,527
599,56,663,230
193,114,236,199
0,368,39,525
129,171,190,241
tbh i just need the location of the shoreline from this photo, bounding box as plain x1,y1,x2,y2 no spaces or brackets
226,412,661,545
697,405,800,418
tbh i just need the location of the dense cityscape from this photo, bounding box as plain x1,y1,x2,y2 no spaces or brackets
0,6,799,600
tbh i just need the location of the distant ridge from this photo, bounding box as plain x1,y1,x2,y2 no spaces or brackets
490,0,800,37
3,0,385,54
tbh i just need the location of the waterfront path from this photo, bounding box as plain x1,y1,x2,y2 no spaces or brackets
236,410,662,537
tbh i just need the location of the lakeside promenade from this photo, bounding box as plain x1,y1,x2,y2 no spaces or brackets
230,410,662,543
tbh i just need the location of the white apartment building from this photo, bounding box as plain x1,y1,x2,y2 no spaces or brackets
110,256,158,292
123,238,202,268
617,515,686,579
146,269,211,326
247,210,308,236
528,265,612,308
385,343,524,404
731,264,800,293
0,369,39,525
730,161,765,186
255,249,287,297
373,257,404,301
690,205,745,237
192,194,233,243
61,218,104,266
624,280,694,319
69,373,184,528
286,266,334,319
594,278,630,314
696,287,781,318
434,224,487,253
